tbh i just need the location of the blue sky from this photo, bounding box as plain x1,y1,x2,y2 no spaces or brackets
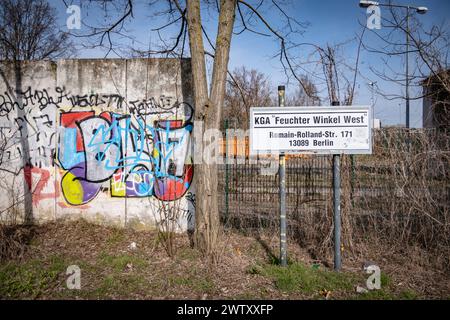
53,0,450,127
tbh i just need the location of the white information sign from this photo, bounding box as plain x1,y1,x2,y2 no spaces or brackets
250,106,372,154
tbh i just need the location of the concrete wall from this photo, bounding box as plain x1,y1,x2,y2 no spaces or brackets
0,58,195,231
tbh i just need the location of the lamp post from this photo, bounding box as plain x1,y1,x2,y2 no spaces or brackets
359,1,428,128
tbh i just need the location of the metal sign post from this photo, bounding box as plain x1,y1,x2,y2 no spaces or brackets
331,101,341,271
249,104,372,271
333,152,341,271
278,86,287,267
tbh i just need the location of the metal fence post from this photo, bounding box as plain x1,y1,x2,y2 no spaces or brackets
332,100,342,271
350,154,356,207
224,119,229,221
278,86,287,267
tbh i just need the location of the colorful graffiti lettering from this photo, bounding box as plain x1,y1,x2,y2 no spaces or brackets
57,110,193,206
24,166,60,206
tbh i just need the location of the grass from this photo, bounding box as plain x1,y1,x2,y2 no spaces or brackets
352,273,419,300
91,273,149,298
251,261,360,297
250,261,422,300
0,221,444,299
97,252,147,272
0,253,419,300
176,247,200,261
0,244,151,299
353,288,417,300
0,255,66,299
0,247,412,300
105,228,126,245
398,290,419,300
168,275,215,293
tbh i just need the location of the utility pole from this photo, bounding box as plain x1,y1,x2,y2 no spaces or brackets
406,7,410,128
359,1,429,128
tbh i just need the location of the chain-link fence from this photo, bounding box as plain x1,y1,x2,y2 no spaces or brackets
218,127,450,266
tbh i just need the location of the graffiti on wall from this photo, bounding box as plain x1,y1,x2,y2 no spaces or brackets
0,86,194,207
57,110,193,205
0,86,126,116
0,86,191,117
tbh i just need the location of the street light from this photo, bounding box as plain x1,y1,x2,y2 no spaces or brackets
416,6,428,14
359,0,427,12
359,0,379,8
359,1,428,128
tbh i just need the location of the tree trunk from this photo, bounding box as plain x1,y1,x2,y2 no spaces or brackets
11,61,34,225
186,0,236,259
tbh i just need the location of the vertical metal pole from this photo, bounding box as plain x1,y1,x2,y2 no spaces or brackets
405,7,410,128
350,154,355,207
278,86,287,267
224,119,229,221
333,154,341,271
332,100,342,271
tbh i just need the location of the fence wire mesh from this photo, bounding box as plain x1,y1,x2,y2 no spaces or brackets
218,127,449,262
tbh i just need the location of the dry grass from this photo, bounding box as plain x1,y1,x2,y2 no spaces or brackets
0,224,34,262
220,128,450,278
0,219,448,300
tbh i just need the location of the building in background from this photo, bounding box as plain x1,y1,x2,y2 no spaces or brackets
422,70,450,129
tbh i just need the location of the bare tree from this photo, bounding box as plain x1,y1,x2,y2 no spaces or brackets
224,67,273,129
0,0,73,226
288,34,365,107
360,5,450,126
224,67,319,120
287,74,320,106
67,0,315,260
319,44,357,106
0,0,72,61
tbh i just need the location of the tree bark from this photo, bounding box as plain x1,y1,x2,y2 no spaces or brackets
186,0,236,259
14,61,34,224
210,0,237,129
